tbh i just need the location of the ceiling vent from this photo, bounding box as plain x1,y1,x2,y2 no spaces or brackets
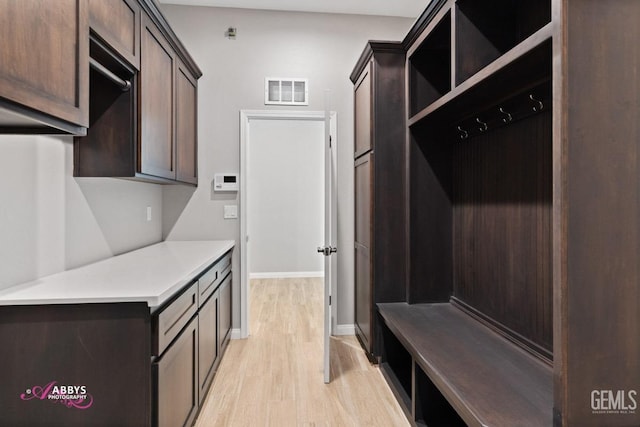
265,78,308,105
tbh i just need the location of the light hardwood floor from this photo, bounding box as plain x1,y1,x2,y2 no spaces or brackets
194,277,410,426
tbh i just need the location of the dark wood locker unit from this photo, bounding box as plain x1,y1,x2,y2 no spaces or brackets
374,0,640,426
351,42,406,361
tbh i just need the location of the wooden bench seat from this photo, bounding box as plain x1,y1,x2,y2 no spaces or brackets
377,302,553,426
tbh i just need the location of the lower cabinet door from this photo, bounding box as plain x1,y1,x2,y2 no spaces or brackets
218,274,232,350
355,242,372,352
198,291,219,404
154,315,198,427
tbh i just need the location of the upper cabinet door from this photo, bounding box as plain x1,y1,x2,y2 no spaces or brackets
354,61,372,158
176,60,198,185
89,0,140,69
140,14,176,180
0,0,89,128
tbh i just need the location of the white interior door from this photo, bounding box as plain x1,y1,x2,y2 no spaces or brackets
240,110,336,381
319,109,337,384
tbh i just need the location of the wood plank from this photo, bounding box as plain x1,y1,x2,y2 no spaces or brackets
557,0,640,425
378,302,553,426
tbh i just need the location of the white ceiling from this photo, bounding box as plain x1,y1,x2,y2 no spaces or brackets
158,0,429,18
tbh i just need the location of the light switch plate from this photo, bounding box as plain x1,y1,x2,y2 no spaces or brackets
224,205,238,219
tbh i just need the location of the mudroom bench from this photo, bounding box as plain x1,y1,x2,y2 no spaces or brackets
378,302,553,426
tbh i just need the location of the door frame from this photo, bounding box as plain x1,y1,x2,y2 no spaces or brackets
239,110,337,338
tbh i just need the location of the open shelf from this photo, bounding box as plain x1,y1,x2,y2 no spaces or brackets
414,363,466,427
410,23,552,127
455,0,551,85
378,302,553,427
408,10,451,117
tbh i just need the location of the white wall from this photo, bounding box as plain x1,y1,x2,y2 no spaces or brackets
0,135,163,290
160,5,413,327
248,119,324,277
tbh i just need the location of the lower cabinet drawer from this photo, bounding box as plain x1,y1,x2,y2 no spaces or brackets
154,314,199,427
198,251,232,306
153,282,198,357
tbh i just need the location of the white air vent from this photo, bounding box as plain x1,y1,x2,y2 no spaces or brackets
265,78,308,105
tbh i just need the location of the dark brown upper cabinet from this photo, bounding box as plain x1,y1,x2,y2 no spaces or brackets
0,0,89,135
74,1,201,186
176,60,198,185
89,0,141,70
140,13,176,181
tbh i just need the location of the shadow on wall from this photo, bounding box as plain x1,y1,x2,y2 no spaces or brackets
75,177,165,256
0,136,66,289
162,184,198,239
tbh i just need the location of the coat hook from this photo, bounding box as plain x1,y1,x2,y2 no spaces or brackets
530,94,544,112
457,126,469,140
476,117,488,132
499,107,513,123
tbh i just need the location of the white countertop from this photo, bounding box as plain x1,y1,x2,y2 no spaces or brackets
0,240,235,308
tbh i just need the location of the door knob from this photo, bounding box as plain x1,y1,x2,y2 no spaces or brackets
317,246,338,256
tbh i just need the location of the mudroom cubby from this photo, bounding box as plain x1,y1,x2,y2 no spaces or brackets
408,9,451,117
374,0,640,426
454,0,551,85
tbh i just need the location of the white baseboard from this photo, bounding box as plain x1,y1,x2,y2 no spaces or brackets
230,328,243,340
334,324,355,336
250,271,324,279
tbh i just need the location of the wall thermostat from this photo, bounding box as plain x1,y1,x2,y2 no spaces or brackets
214,173,239,191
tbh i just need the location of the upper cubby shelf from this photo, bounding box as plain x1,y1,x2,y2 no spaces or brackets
406,0,552,125
408,10,451,117
455,0,551,85
409,23,553,128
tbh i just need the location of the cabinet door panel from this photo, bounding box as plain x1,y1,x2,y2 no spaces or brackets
355,153,373,353
89,0,140,69
198,292,218,403
176,60,198,184
0,0,88,127
218,274,232,348
140,14,175,180
155,315,198,427
355,153,373,247
354,63,372,156
355,242,371,349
